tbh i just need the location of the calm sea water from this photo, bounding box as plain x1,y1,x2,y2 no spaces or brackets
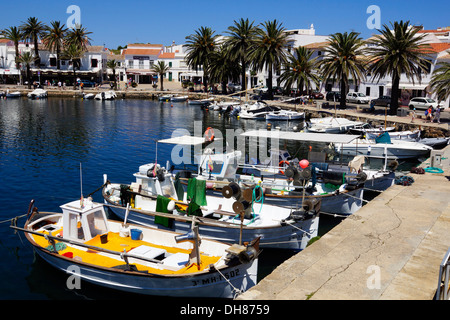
1,96,324,300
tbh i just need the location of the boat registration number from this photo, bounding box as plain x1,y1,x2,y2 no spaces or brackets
192,268,240,286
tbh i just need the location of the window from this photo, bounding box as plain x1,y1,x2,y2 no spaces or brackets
91,59,98,68
169,62,172,67
366,87,370,96
139,60,144,69
128,60,134,68
86,210,108,239
49,57,57,67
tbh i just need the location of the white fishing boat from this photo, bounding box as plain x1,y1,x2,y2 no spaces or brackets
171,95,188,102
366,129,420,141
265,110,304,121
12,198,260,298
5,90,21,98
82,92,95,99
95,90,116,100
307,117,364,134
349,123,395,135
158,94,174,101
238,110,268,120
188,97,214,105
336,132,433,159
27,88,48,99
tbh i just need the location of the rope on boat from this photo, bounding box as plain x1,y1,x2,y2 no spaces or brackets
319,211,349,218
215,266,243,298
0,214,27,225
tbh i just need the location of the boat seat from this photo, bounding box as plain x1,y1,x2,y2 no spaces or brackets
128,245,167,260
162,252,189,269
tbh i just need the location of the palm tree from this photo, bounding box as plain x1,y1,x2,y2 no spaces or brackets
64,25,92,78
17,52,36,89
320,31,366,109
280,46,320,96
151,61,171,91
430,58,450,107
20,17,47,66
250,19,289,99
62,43,84,89
367,20,430,114
1,26,23,70
43,21,67,77
208,45,241,94
184,26,218,92
65,24,92,51
224,18,259,92
107,59,118,90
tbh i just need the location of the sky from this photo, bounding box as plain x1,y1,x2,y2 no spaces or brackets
1,0,449,49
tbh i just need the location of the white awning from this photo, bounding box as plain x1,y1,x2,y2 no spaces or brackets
158,135,208,146
386,83,428,90
240,130,360,144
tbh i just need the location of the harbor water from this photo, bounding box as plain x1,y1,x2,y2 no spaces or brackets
0,96,416,299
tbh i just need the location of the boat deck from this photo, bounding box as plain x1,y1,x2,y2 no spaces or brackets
31,229,220,275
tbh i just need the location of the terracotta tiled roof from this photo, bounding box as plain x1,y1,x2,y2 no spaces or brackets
127,43,163,47
417,29,449,34
423,43,450,53
304,41,329,49
123,48,162,56
0,39,10,43
159,52,175,59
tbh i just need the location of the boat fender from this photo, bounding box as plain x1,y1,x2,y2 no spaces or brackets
284,165,298,179
205,127,215,142
279,160,290,174
388,160,399,171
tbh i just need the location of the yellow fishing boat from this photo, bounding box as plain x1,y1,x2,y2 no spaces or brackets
12,198,260,298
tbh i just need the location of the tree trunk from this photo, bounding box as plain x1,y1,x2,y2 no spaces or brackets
241,58,246,93
267,66,273,99
56,46,62,83
34,35,40,66
390,73,400,115
73,70,77,90
160,74,164,91
221,80,227,94
340,78,346,109
113,70,117,90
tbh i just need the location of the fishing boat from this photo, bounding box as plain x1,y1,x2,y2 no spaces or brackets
158,94,174,101
27,88,48,99
265,110,304,121
349,123,395,135
188,97,214,106
82,92,95,99
102,167,321,250
336,132,433,160
306,117,364,134
5,90,21,98
11,198,260,298
366,129,420,141
95,90,116,100
171,95,188,102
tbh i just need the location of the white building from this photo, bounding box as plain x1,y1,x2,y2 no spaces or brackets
122,43,163,84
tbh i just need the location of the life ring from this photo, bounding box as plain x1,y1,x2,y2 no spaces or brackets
205,127,215,142
279,160,290,174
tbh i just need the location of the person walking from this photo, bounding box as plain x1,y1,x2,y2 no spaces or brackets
410,108,416,123
434,107,441,124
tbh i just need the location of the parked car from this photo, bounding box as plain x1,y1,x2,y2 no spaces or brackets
309,91,324,99
78,80,96,87
408,97,441,111
227,83,242,92
371,96,395,107
346,92,370,104
326,91,342,102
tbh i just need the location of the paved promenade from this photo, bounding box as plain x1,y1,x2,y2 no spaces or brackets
238,145,450,300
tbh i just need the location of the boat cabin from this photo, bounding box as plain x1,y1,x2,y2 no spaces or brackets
61,199,109,242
